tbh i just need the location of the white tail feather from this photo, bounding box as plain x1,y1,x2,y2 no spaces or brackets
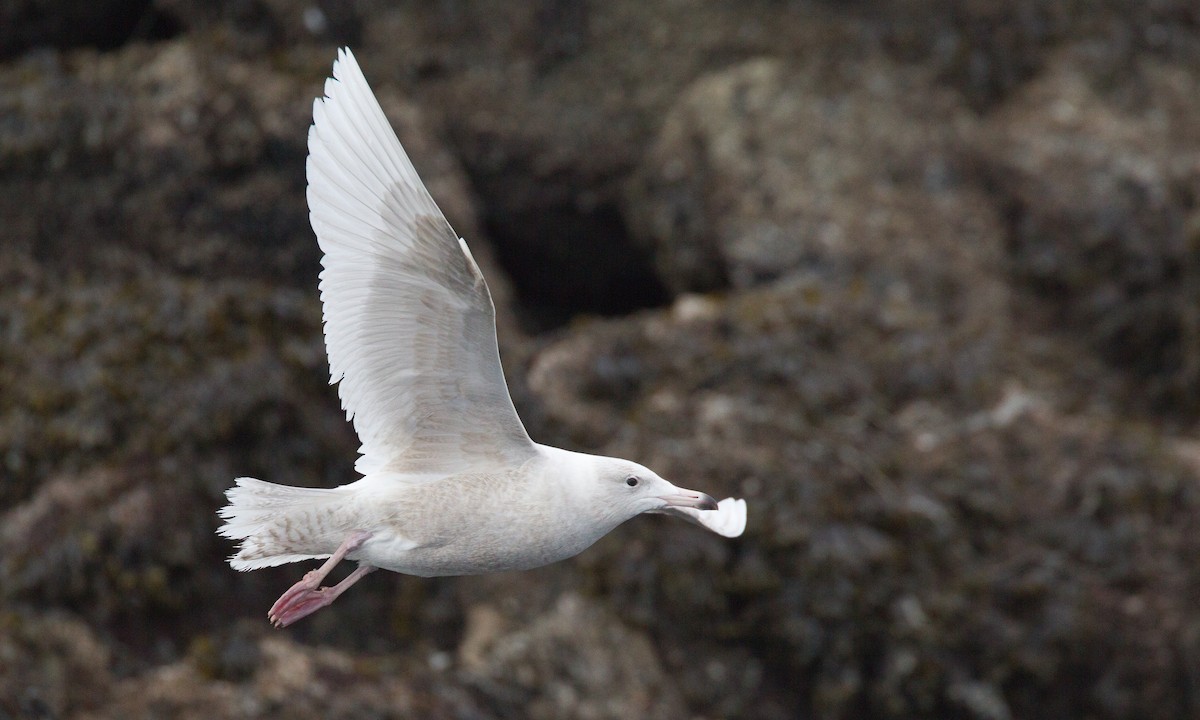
217,477,346,571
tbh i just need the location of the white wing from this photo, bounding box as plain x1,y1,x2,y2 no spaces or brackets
308,48,535,475
657,498,747,538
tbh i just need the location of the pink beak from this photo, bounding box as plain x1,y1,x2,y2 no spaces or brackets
658,489,719,511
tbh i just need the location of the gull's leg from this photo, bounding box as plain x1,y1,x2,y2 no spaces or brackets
268,530,375,628
269,564,376,628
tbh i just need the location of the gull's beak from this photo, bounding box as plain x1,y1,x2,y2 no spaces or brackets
658,487,719,511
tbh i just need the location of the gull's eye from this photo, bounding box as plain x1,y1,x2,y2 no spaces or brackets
625,476,639,487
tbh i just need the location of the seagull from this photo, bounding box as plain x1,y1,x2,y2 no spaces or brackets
218,48,746,628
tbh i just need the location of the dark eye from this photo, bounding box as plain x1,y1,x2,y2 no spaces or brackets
625,476,639,487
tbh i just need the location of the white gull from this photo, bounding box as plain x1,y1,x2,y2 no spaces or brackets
218,48,747,628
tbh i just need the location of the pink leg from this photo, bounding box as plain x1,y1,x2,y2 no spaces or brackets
268,530,376,628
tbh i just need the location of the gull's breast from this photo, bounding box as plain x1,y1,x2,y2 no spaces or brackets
348,470,608,578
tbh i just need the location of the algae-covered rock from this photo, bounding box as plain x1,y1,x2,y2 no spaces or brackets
976,45,1200,410
529,276,1200,719
624,55,994,295
0,610,113,718
78,633,485,720
461,593,688,720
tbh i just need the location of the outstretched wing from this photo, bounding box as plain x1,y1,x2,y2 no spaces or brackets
308,48,534,475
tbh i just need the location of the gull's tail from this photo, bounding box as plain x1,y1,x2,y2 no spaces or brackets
217,477,346,571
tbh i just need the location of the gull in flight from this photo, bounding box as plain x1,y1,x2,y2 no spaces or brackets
218,48,746,628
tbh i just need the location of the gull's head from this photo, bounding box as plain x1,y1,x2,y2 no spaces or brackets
585,457,718,524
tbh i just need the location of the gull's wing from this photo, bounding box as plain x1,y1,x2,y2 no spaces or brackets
308,48,535,475
654,498,747,538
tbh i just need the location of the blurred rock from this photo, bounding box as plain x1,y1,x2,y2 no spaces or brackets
976,44,1200,410
0,610,112,718
76,634,484,720
869,0,1200,111
149,0,363,55
529,275,1200,719
0,0,179,59
461,593,687,720
624,55,1000,297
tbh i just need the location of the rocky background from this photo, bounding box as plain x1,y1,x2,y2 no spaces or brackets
3,1,1200,718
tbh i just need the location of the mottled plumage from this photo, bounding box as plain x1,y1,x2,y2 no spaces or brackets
218,48,746,628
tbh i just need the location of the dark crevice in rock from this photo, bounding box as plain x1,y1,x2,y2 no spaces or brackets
0,0,181,60
482,198,672,334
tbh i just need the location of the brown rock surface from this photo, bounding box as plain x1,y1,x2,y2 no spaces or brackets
975,44,1200,410
0,610,113,718
624,55,996,296
460,593,688,720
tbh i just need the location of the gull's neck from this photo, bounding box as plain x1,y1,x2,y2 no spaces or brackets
532,443,636,532
533,443,602,487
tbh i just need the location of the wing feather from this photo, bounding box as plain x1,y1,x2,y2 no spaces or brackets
654,498,747,538
308,48,534,475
